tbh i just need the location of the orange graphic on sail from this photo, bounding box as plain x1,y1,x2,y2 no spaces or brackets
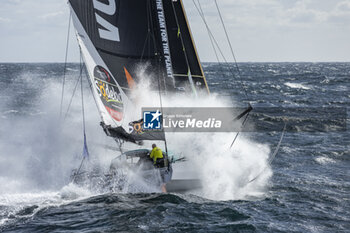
124,67,135,89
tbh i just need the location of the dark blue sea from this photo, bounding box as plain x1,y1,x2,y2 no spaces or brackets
0,63,349,232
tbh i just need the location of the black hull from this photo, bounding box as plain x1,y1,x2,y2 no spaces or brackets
166,179,202,193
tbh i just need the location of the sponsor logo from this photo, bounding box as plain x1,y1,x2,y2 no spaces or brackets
93,0,120,41
94,66,123,121
156,0,174,80
95,80,122,104
143,110,162,130
129,120,144,135
105,106,123,121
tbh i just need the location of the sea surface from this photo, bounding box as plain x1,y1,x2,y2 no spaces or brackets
0,63,349,232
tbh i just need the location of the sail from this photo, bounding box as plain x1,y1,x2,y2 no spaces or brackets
69,0,209,142
162,0,209,94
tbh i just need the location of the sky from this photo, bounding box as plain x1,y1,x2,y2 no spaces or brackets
0,0,349,62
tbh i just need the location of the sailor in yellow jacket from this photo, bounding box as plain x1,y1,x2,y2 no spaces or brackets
150,144,163,164
150,144,167,193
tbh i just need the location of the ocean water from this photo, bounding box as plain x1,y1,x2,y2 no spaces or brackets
0,63,349,232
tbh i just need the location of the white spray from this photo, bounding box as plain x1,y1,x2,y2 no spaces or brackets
0,66,272,202
123,70,273,201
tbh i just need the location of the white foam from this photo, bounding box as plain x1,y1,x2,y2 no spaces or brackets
0,66,272,203
124,76,272,200
0,191,60,227
0,183,96,227
59,182,93,200
2,110,19,114
315,156,336,165
167,132,271,201
285,82,311,90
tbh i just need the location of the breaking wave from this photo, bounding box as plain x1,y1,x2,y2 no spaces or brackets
315,156,336,165
284,82,311,90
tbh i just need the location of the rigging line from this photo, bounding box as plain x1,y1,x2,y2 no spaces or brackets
194,0,224,77
71,54,88,183
192,3,235,81
248,122,287,184
80,53,90,162
147,0,168,155
79,52,87,137
148,0,157,49
147,0,151,59
230,112,250,148
141,0,158,62
157,56,169,156
147,0,152,59
60,11,72,120
63,61,85,122
195,0,219,62
193,1,248,101
194,1,252,148
155,41,169,155
195,1,253,150
140,0,151,61
170,0,198,97
81,57,101,122
140,32,151,62
214,0,249,100
192,2,228,63
70,156,86,183
195,0,240,108
116,138,123,154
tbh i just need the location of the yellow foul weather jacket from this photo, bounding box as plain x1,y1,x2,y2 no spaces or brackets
150,147,163,164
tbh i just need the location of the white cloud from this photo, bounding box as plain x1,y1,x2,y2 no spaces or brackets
327,0,350,25
335,0,350,11
185,0,350,62
39,11,64,20
0,17,11,22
